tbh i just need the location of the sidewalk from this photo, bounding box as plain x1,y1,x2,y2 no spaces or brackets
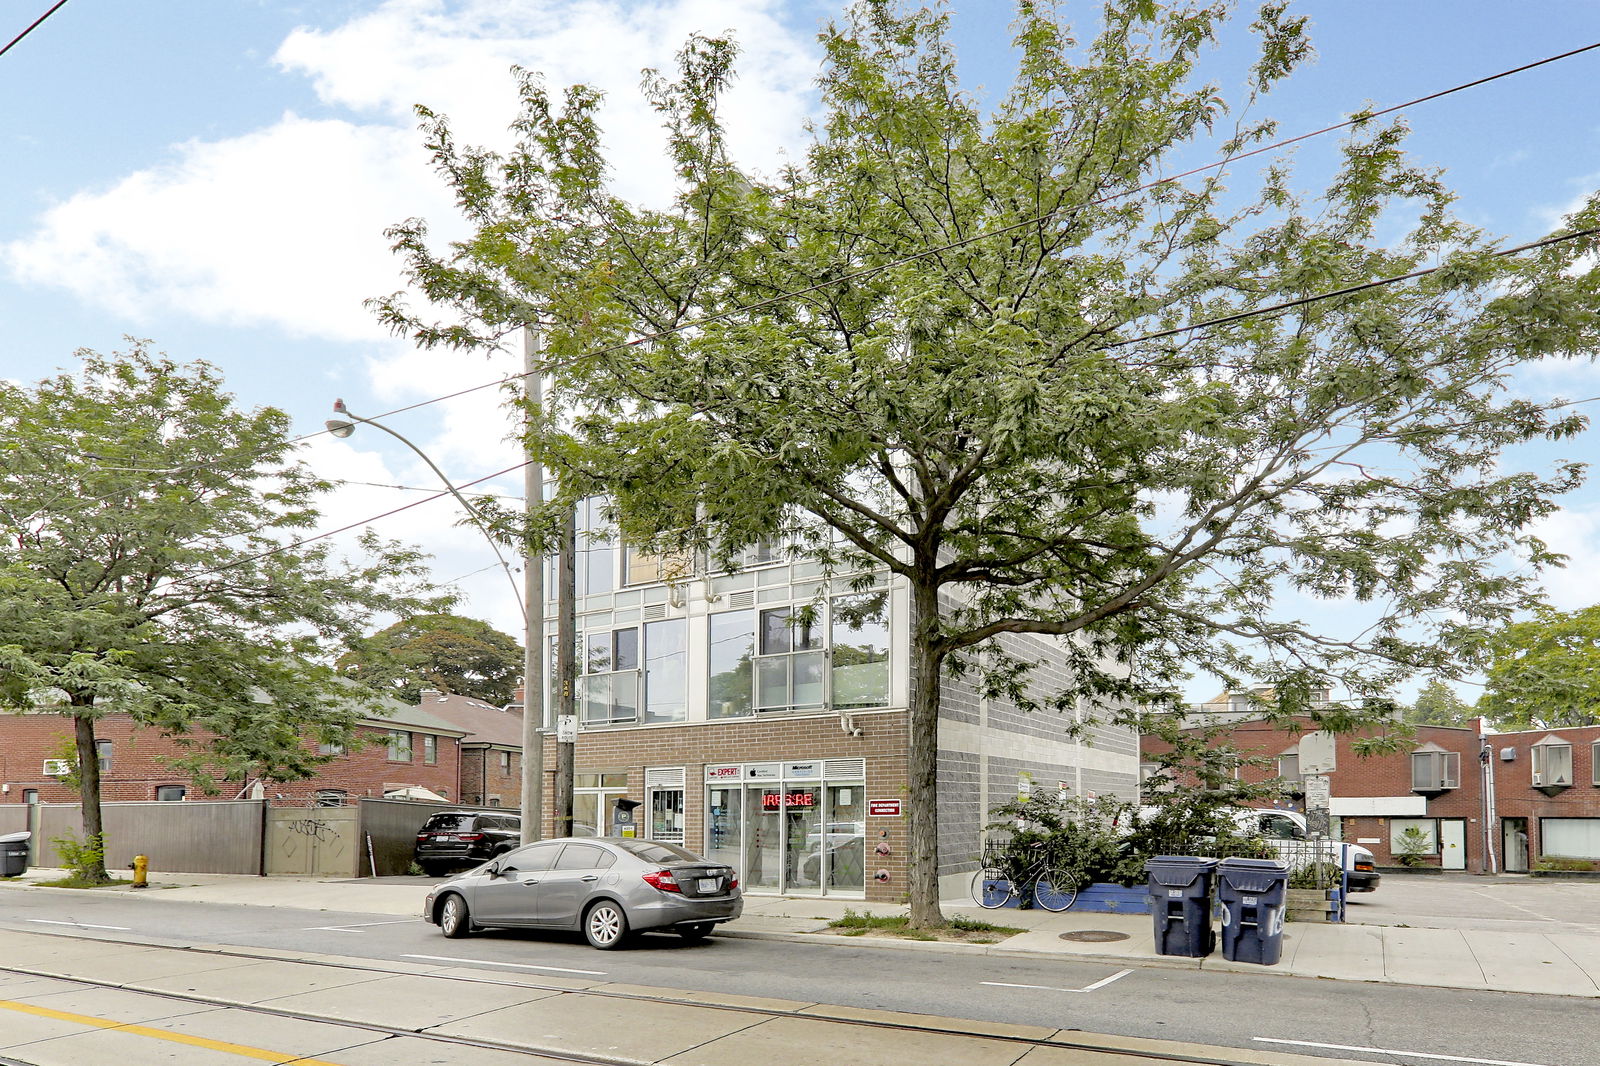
5,868,1599,998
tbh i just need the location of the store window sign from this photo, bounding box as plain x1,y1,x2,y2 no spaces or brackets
746,763,781,780
705,765,741,782
784,761,820,779
762,790,816,809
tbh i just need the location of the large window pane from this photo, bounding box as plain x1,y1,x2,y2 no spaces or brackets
756,657,789,710
579,671,637,725
831,592,889,709
614,628,639,671
706,787,742,872
708,610,754,718
644,619,686,723
794,651,825,707
1540,818,1600,859
580,497,612,595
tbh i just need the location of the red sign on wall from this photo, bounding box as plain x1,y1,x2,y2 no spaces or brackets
868,799,902,817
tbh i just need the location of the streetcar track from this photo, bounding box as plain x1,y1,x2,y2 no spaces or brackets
0,939,1324,1066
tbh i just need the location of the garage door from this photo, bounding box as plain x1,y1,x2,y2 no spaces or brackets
1539,818,1600,860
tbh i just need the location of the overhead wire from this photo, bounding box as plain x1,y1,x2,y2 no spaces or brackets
0,0,68,60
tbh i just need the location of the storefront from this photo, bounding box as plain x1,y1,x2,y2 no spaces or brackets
702,758,867,896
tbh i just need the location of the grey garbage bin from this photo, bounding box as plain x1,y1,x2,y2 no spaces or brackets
1216,857,1289,965
1144,855,1217,958
0,832,30,877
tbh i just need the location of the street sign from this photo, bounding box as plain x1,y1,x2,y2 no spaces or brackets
1299,731,1337,774
868,799,901,817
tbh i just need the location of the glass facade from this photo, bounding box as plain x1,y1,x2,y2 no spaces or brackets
704,762,866,896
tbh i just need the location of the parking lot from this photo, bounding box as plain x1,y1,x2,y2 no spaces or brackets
1344,872,1600,936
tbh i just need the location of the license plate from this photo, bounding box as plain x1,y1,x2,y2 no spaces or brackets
1243,896,1258,905
698,878,718,893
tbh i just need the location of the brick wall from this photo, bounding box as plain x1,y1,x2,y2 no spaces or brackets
461,745,522,806
0,713,462,808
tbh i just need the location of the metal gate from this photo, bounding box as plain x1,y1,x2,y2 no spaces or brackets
265,806,359,877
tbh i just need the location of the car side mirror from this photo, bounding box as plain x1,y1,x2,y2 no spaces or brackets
484,862,502,878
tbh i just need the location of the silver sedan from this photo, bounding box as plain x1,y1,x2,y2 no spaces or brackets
422,837,743,949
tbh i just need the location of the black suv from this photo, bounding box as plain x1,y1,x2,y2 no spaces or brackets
414,811,522,876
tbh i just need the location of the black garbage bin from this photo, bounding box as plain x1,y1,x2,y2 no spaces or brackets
1144,855,1217,958
1216,857,1289,965
0,832,30,877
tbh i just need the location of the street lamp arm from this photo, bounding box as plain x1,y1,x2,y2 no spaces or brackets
327,400,527,624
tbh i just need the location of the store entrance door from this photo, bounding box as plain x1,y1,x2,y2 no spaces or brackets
783,785,822,895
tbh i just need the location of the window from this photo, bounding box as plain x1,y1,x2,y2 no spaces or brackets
755,606,824,712
830,592,889,709
579,626,640,725
314,789,348,808
1540,818,1600,860
22,789,38,804
1277,752,1301,786
554,843,614,871
708,609,755,719
387,730,413,762
422,734,437,765
1390,817,1438,854
622,544,690,586
95,739,112,772
1411,747,1459,790
498,750,510,774
155,785,186,802
1594,741,1600,787
644,619,687,723
317,740,345,755
579,496,613,595
1532,737,1573,787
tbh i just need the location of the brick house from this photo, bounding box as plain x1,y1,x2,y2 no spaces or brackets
415,690,525,808
0,696,467,809
1141,716,1600,873
520,521,1140,903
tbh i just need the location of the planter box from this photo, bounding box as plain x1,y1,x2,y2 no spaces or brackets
1285,887,1334,923
974,881,1151,914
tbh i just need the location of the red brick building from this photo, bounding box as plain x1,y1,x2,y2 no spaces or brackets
416,690,525,807
0,697,467,808
1141,716,1600,873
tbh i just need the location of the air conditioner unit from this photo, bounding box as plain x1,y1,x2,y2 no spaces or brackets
42,759,71,777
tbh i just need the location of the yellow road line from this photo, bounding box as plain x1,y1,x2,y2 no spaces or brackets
0,998,348,1064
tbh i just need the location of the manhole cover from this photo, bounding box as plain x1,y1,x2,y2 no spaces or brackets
1059,930,1130,943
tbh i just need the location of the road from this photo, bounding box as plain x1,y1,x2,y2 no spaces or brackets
0,887,1594,1066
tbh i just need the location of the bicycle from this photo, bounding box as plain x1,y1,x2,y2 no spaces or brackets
971,841,1079,911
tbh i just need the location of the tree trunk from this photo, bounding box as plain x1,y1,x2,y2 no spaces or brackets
906,576,945,928
72,710,110,883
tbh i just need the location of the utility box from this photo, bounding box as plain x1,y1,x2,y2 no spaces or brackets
1145,855,1217,958
0,832,31,877
1217,857,1289,965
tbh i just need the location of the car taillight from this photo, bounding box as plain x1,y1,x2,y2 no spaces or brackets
642,869,682,893
416,833,429,841
457,833,484,842
728,877,738,892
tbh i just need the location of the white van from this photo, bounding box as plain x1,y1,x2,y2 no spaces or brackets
1229,808,1380,892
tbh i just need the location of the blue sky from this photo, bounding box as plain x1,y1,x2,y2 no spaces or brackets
4,1,1599,703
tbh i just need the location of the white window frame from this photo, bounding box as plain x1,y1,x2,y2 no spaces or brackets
1532,738,1573,787
754,605,825,713
1277,751,1302,786
1391,817,1439,855
1411,749,1459,790
1593,741,1600,787
422,734,438,765
578,625,641,726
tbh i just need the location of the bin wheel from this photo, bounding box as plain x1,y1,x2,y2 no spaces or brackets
972,866,1014,909
1034,868,1078,912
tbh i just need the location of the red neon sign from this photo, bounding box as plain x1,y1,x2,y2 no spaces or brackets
761,790,816,809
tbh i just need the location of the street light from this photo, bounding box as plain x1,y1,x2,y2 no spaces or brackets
325,399,526,623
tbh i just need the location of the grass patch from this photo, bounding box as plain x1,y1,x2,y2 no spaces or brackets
34,876,131,889
824,909,1024,943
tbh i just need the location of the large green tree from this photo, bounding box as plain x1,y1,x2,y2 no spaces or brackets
377,2,1600,924
0,347,440,881
339,613,523,705
1403,678,1477,728
1478,605,1600,730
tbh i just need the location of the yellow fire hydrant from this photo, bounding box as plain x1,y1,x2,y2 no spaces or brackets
131,854,148,889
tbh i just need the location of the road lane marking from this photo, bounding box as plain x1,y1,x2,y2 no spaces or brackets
402,953,606,976
1254,1037,1552,1066
306,919,418,932
982,970,1132,994
0,999,343,1064
25,919,130,931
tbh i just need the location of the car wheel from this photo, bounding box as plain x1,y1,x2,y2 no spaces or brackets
677,922,714,941
584,900,630,950
439,893,473,939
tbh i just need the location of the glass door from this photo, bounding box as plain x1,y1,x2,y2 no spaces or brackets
824,784,866,893
742,788,781,892
783,785,823,896
705,787,742,872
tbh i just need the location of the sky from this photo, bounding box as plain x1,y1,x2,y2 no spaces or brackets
4,1,1600,704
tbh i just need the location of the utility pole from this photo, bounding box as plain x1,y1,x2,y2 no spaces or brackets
554,504,577,836
519,327,545,843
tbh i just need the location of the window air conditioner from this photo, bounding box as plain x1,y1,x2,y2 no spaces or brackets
42,759,71,776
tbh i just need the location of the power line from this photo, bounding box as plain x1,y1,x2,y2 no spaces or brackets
1,0,68,60
1106,225,1600,350
345,39,1600,425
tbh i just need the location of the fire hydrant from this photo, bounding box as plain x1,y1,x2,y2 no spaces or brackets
131,854,149,889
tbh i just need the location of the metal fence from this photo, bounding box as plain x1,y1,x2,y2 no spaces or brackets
30,801,266,874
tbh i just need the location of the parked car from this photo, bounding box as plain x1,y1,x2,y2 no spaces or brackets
414,811,522,876
1230,808,1381,892
422,837,742,949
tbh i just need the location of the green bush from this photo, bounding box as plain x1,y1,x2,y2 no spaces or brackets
1393,826,1432,868
1533,856,1600,873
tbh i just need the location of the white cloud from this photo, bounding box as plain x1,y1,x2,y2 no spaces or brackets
1528,504,1600,611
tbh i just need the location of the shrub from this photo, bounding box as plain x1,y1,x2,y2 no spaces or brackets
1393,826,1432,868
1533,856,1600,873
